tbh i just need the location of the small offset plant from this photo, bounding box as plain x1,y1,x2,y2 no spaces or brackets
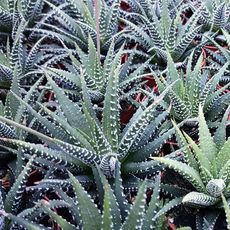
152,105,230,228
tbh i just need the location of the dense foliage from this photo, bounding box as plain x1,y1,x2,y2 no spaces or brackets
0,0,229,229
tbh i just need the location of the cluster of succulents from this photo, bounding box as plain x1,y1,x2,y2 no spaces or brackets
0,0,229,229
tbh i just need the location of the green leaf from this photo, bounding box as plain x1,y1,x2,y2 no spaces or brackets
87,35,103,90
205,35,230,60
216,138,230,174
119,86,171,160
95,166,121,230
102,65,120,152
2,211,47,230
204,82,230,115
122,181,147,230
222,194,230,230
177,227,192,230
110,162,129,221
160,0,171,41
168,88,191,120
152,197,183,222
14,77,43,124
183,132,212,181
55,139,100,166
80,70,98,122
0,115,54,144
200,62,229,108
222,30,230,47
4,156,35,213
198,105,217,165
172,120,199,171
46,73,89,133
5,74,21,120
102,40,115,91
121,18,152,49
188,54,203,114
121,161,159,175
11,91,73,144
152,157,205,192
68,172,102,230
182,192,219,207
106,0,121,38
38,103,94,151
161,184,189,197
41,202,75,230
47,68,81,88
166,51,179,85
219,159,230,183
214,105,230,150
0,138,86,168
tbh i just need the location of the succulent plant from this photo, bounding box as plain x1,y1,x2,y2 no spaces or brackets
152,105,230,229
46,36,149,99
150,51,230,122
0,1,229,229
0,163,183,229
0,62,179,191
29,0,124,53
121,0,203,65
0,0,44,34
190,0,230,32
0,156,35,229
0,19,72,95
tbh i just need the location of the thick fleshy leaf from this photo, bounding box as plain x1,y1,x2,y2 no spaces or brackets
152,157,205,192
198,105,217,165
222,194,230,230
121,181,147,230
68,172,102,230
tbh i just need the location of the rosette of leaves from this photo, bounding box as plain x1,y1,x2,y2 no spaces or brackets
0,55,179,191
0,164,184,229
121,0,203,65
0,20,74,95
151,51,230,122
30,0,124,53
190,0,230,32
152,105,230,229
0,0,44,34
0,35,155,189
46,36,149,101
